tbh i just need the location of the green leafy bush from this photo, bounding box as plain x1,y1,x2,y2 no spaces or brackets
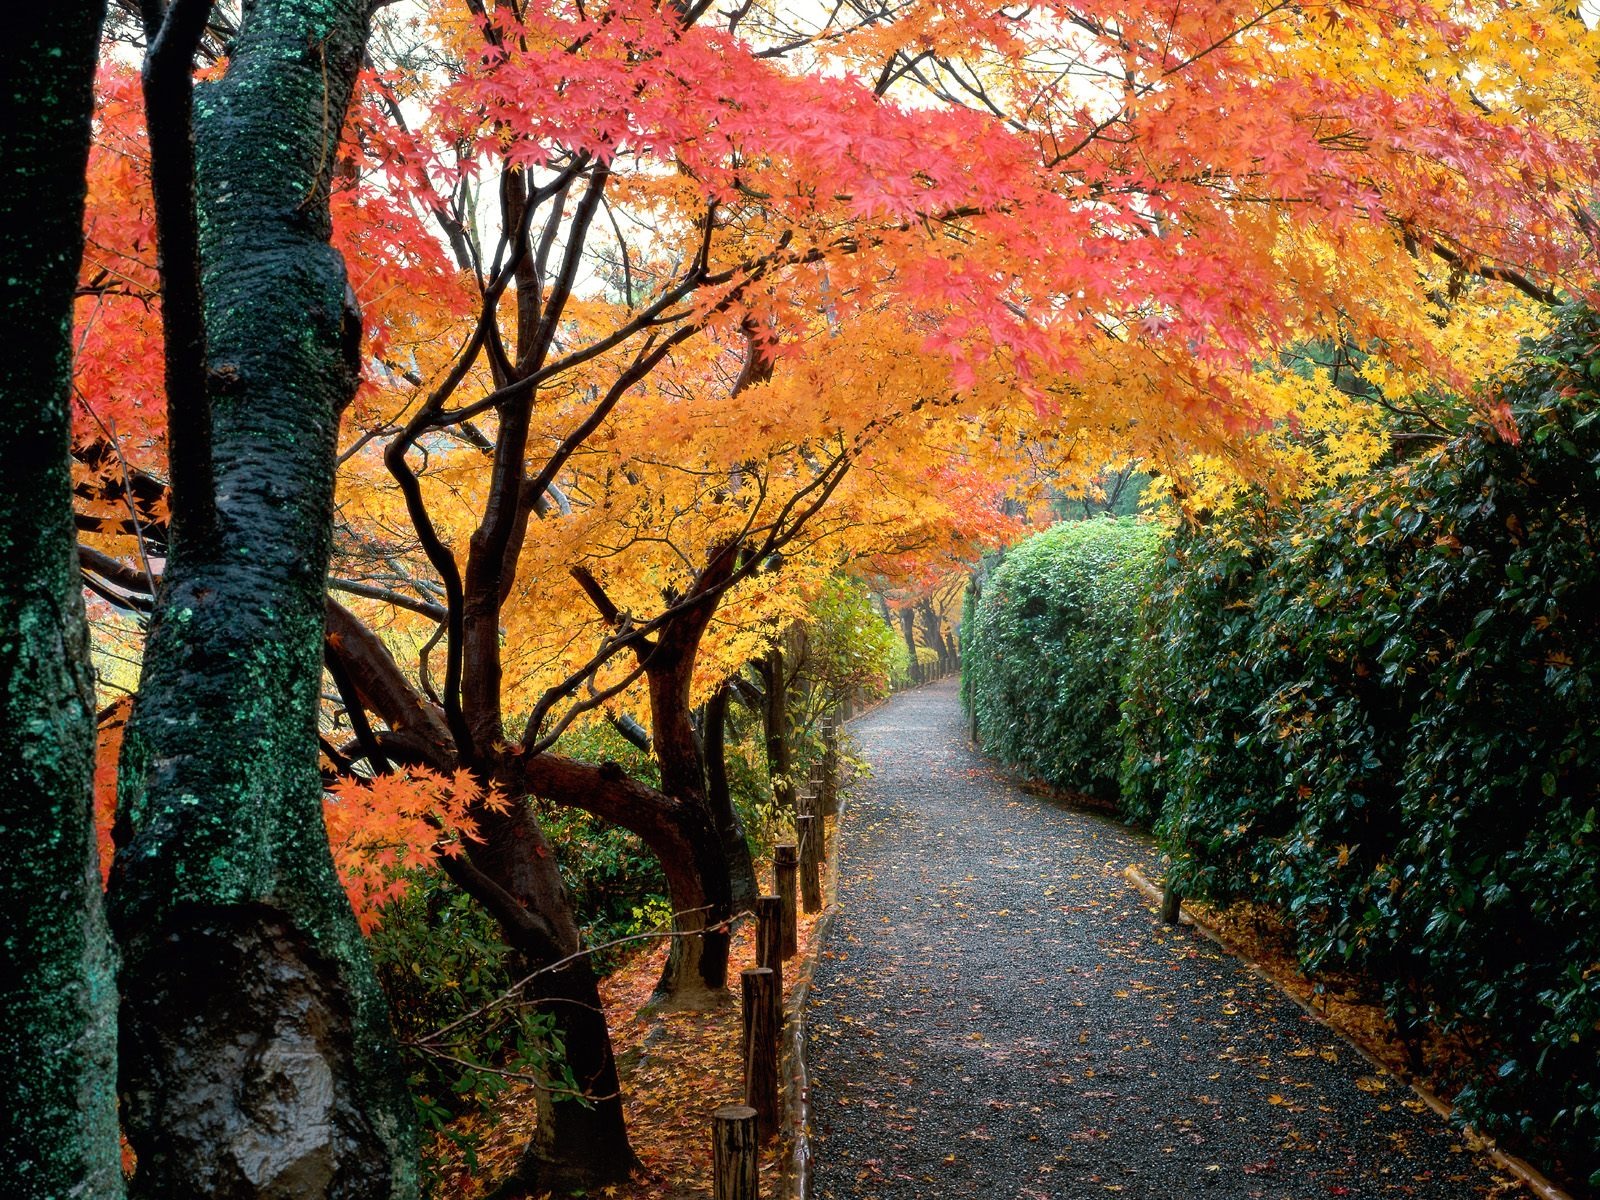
963,517,1161,800
887,635,912,691
542,722,674,966
1121,308,1600,1186
1117,503,1287,840
799,576,901,707
367,877,575,1186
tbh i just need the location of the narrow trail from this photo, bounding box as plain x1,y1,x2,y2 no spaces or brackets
807,679,1525,1200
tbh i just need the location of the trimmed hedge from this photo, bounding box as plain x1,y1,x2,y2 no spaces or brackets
1120,308,1600,1187
963,517,1161,800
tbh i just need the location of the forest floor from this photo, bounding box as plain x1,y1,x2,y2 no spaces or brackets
807,678,1534,1200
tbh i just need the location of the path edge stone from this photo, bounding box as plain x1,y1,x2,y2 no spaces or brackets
776,740,859,1199
1122,863,1572,1200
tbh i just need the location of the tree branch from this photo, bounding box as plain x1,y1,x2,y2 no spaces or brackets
142,0,218,556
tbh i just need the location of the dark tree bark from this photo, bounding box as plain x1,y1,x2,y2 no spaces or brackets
917,599,951,673
454,800,639,1193
0,9,121,1197
759,642,794,809
323,601,638,1192
898,605,919,680
705,680,759,911
106,4,417,1196
571,547,746,1008
640,620,736,1004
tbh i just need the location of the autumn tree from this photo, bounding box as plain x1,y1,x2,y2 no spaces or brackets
0,9,122,1199
316,3,1597,1183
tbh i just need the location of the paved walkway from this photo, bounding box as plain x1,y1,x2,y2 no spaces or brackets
807,679,1525,1199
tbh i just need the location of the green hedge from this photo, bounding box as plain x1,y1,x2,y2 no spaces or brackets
1121,308,1600,1187
963,517,1161,800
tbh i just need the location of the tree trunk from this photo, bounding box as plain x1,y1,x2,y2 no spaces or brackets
324,601,638,1192
107,5,416,1196
705,681,759,912
898,605,918,679
760,644,793,809
568,550,740,1008
643,632,735,1008
0,9,121,1197
512,751,726,1011
457,802,639,1193
918,600,950,674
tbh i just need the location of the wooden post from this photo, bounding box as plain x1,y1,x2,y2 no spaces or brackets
773,844,798,958
712,1104,758,1200
821,715,840,816
1160,877,1182,925
797,814,822,914
755,894,783,995
741,968,780,1141
799,789,826,867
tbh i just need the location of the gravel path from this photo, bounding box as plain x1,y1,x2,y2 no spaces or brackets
807,679,1526,1200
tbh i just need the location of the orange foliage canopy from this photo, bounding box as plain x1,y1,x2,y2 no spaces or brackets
75,0,1600,927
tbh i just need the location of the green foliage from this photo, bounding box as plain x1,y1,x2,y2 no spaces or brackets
544,722,674,967
367,876,575,1189
887,636,912,691
777,576,901,792
1116,506,1286,837
1121,307,1600,1185
963,517,1161,800
545,719,772,957
799,576,901,709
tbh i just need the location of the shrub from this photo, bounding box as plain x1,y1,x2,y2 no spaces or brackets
798,576,901,707
366,876,575,1185
964,517,1161,801
1122,308,1600,1185
1117,503,1288,842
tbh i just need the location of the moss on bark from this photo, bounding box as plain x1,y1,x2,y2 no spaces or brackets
0,8,122,1198
107,3,416,1195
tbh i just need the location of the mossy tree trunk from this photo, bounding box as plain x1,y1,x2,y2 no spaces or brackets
0,8,122,1198
106,2,416,1196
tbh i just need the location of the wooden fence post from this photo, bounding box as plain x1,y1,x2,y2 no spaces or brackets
741,967,780,1141
773,844,798,958
821,713,840,816
1160,877,1182,924
755,894,783,995
797,813,822,914
712,1104,758,1200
